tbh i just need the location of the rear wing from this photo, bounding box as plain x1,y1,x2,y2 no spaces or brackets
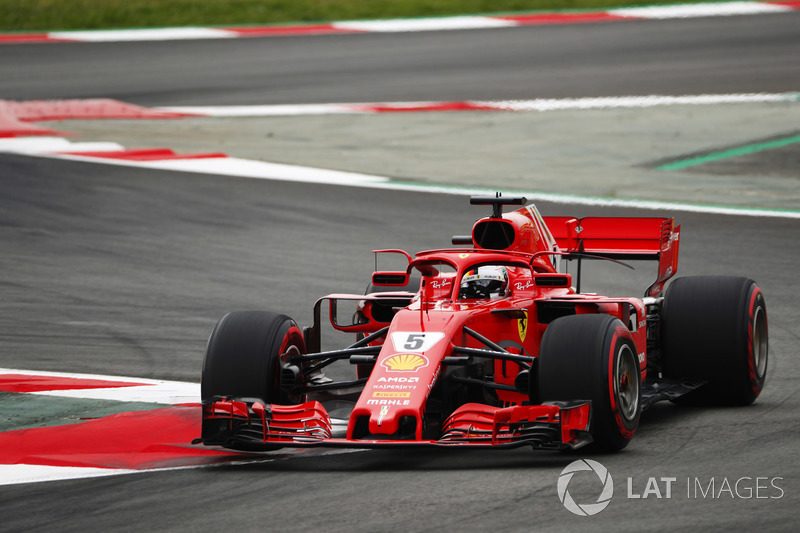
543,217,680,297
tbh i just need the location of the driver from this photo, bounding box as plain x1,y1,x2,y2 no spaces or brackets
459,265,509,299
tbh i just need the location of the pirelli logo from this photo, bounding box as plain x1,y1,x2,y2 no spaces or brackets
372,391,412,398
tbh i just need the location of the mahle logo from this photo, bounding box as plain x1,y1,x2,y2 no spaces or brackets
557,459,614,516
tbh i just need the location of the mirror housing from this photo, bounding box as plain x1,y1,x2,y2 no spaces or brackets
371,271,410,286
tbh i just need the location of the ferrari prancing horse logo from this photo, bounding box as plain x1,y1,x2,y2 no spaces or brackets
518,310,528,342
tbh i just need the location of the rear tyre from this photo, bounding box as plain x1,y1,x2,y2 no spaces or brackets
538,314,642,452
661,276,768,405
201,311,306,405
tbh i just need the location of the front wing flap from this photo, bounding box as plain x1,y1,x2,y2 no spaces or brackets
440,401,592,450
199,397,592,451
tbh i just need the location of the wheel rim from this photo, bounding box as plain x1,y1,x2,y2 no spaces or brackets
615,344,640,421
277,326,306,403
752,306,768,379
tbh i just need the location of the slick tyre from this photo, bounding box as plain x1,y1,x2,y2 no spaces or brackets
661,276,768,405
538,314,642,452
201,311,306,405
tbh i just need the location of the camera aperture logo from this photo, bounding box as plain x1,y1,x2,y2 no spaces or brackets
557,459,614,516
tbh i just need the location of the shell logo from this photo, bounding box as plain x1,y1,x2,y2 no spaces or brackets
381,353,429,372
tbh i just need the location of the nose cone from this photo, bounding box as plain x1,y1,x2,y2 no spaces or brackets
348,350,440,439
347,309,460,440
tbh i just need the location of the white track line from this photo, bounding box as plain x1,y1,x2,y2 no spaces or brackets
332,15,517,32
49,27,237,42
158,93,800,116
0,368,199,404
0,137,125,153
475,93,800,111
0,465,141,486
611,1,792,18
10,146,798,219
0,448,366,486
365,182,800,219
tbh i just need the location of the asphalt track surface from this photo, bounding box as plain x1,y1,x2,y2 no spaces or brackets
2,13,799,104
2,12,800,532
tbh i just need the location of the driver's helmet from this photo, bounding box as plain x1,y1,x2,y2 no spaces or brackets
459,265,509,299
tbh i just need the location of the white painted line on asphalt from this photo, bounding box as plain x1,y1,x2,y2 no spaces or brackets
5,138,799,219
0,464,140,486
0,448,367,486
158,92,800,117
476,93,800,111
0,136,125,153
0,138,389,187
0,368,199,404
69,154,391,186
48,27,238,42
332,15,517,32
363,181,800,219
611,1,792,19
34,383,200,404
136,157,391,185
161,103,362,117
40,149,800,219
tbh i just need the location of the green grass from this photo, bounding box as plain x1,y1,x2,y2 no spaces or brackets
1,0,690,32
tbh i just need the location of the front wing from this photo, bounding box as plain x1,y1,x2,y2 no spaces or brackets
198,398,593,451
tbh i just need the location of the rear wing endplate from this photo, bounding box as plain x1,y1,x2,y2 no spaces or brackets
543,217,680,297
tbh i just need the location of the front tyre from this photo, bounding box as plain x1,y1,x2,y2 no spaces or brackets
538,314,642,452
661,276,768,405
201,311,306,405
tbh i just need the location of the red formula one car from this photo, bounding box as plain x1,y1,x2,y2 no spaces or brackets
197,195,768,452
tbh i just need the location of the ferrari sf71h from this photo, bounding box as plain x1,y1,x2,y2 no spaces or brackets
197,195,768,452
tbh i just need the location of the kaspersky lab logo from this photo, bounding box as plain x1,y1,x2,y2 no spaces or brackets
557,459,614,516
